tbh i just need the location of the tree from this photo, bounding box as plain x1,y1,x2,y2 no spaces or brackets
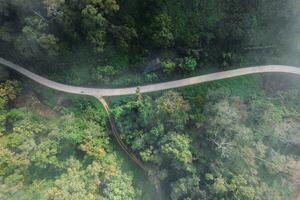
161,60,176,74
207,173,256,200
156,91,190,131
42,0,62,17
81,4,108,53
161,132,193,170
170,176,205,200
211,176,227,195
150,13,174,48
102,172,136,200
45,156,133,200
0,80,21,134
90,65,119,84
45,158,102,200
248,98,283,127
200,89,299,199
110,23,137,52
16,16,60,58
180,57,198,72
0,80,21,100
226,175,255,200
0,80,135,199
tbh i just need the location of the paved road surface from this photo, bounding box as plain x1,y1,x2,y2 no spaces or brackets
1,57,300,97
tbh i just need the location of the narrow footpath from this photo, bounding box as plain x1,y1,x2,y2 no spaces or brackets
98,97,146,171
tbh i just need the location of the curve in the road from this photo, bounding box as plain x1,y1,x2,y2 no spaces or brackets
1,57,300,97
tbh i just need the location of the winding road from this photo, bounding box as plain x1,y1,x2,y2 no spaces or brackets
1,57,300,97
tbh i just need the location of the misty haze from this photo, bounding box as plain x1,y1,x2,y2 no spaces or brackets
0,1,299,200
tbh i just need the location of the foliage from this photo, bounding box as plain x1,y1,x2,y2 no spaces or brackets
45,158,102,200
0,80,21,100
113,91,191,173
180,56,198,72
161,132,192,170
102,172,136,200
156,91,190,131
170,176,205,200
113,87,300,199
200,89,299,199
90,65,119,84
16,16,60,58
150,13,174,48
0,80,139,200
0,76,299,200
161,60,176,73
1,0,300,199
0,0,299,66
220,52,234,68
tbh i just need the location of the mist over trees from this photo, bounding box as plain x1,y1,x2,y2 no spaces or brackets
0,0,300,200
113,87,300,200
1,0,300,66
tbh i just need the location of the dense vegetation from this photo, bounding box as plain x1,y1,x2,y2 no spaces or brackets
0,0,300,199
112,74,300,199
1,74,299,200
0,80,148,199
1,0,300,84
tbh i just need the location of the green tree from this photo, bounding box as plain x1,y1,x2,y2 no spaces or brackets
16,16,60,58
102,172,136,200
45,158,102,200
81,4,108,53
150,13,174,48
0,80,21,100
227,175,255,200
156,91,190,131
90,65,119,84
180,57,198,72
161,60,176,73
0,80,21,135
170,176,205,200
161,132,193,170
201,89,299,199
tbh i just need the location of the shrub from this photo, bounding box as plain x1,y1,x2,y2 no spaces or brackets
220,52,233,68
0,80,21,100
91,65,118,84
146,73,159,82
161,60,177,73
180,57,197,72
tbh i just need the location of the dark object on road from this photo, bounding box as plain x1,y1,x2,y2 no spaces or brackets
144,58,161,73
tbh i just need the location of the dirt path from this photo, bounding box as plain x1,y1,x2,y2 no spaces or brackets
1,57,300,97
98,97,147,171
98,97,163,199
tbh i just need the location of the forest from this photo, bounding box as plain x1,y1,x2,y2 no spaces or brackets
0,0,300,200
